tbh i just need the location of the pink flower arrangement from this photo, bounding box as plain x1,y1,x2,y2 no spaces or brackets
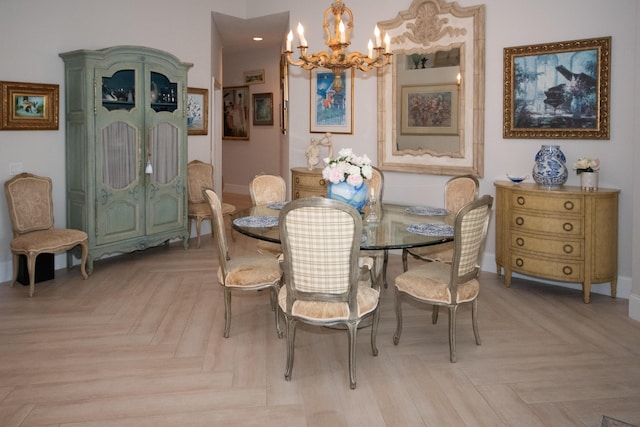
322,148,372,187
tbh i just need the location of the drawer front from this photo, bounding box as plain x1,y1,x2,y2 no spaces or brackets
510,252,583,282
510,212,583,237
512,192,582,214
510,232,583,259
294,173,327,189
293,188,326,200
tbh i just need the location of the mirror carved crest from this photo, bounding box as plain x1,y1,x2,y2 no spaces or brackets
377,0,485,176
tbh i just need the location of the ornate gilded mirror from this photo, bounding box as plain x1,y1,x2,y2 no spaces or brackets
377,0,485,176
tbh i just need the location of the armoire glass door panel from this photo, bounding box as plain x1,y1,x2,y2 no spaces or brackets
146,121,183,234
97,120,144,244
150,71,177,113
102,69,135,111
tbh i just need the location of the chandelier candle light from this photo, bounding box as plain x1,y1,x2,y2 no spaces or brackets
285,0,392,93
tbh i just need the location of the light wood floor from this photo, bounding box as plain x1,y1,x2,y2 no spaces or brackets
1,194,639,427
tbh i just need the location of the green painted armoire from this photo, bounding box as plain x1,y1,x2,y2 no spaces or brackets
60,46,193,273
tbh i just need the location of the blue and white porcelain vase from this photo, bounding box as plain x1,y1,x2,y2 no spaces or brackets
532,145,568,188
327,181,369,212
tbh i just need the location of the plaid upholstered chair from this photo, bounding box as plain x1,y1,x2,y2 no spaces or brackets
203,189,282,338
402,174,479,270
278,197,380,389
393,195,493,362
249,174,286,256
4,172,89,297
187,160,236,248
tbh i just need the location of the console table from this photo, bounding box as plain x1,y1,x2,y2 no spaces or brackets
494,181,619,303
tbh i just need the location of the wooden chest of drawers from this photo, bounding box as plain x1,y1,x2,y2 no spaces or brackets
494,181,619,303
291,167,327,199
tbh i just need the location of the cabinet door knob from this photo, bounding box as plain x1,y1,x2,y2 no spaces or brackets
562,222,574,232
515,217,524,226
564,201,575,211
562,266,573,276
516,237,525,247
319,179,326,186
563,244,574,254
516,196,525,206
515,258,524,267
295,177,300,184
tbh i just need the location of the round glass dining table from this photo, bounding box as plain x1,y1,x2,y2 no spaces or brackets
231,201,454,251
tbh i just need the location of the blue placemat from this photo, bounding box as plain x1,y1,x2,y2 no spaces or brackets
266,201,289,210
406,223,454,237
233,216,279,228
405,206,450,216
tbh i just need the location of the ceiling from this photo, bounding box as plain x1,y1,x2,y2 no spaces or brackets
212,11,290,51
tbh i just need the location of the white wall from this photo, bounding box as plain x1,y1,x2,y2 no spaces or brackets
0,0,638,320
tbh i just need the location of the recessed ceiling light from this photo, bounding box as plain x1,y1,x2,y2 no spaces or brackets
253,37,263,41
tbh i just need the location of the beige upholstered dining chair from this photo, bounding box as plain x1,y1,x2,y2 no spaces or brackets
249,174,286,256
393,195,493,362
278,197,380,389
187,160,236,248
402,174,479,270
4,172,89,297
203,189,282,338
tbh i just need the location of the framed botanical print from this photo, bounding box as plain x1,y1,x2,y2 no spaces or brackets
187,87,208,135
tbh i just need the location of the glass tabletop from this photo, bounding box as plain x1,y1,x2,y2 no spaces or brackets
231,202,454,250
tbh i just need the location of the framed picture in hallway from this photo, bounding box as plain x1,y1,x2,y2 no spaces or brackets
310,68,353,134
223,86,249,140
1,81,59,130
252,93,273,126
503,36,611,140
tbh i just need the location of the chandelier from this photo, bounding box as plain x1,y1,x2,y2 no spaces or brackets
284,0,392,93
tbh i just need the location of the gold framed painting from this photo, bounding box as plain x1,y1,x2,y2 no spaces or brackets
503,36,611,139
1,81,59,130
187,87,208,135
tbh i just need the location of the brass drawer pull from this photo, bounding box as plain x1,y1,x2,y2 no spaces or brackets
295,177,301,184
516,196,525,206
563,244,574,254
319,179,326,185
563,222,574,232
516,237,525,247
564,201,574,211
515,258,524,267
515,217,524,226
562,266,573,276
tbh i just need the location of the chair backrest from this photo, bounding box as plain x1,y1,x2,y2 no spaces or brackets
4,172,55,237
279,197,362,317
249,174,286,206
187,160,214,204
444,174,479,215
366,166,384,201
450,195,493,295
203,189,230,278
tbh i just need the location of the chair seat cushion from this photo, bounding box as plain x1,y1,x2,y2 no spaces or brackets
218,255,282,288
407,242,454,263
278,284,379,321
395,262,479,304
10,228,88,253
